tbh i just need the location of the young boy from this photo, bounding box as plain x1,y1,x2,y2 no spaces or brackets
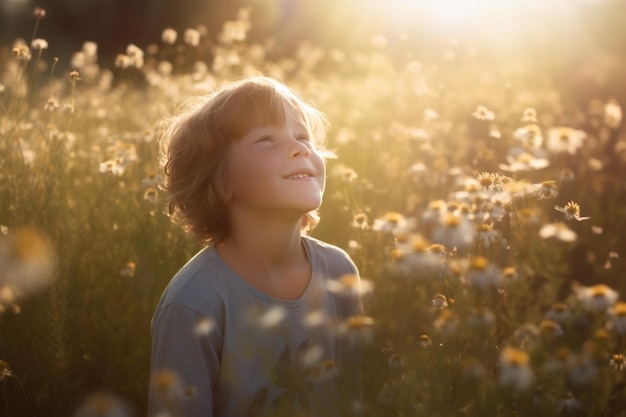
149,76,363,417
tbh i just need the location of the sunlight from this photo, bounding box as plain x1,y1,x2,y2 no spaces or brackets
366,0,585,35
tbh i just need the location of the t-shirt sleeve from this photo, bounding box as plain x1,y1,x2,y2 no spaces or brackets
149,302,221,417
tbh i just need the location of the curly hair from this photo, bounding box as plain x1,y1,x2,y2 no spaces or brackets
159,76,330,245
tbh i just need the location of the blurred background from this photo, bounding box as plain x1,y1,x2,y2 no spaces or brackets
1,0,626,108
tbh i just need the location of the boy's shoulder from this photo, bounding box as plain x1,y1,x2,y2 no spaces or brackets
157,246,228,312
304,236,357,276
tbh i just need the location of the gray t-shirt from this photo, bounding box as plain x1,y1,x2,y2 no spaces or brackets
149,236,362,417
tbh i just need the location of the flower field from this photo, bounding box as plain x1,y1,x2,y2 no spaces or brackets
2,5,626,417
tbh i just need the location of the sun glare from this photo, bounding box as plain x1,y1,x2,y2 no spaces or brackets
367,0,585,36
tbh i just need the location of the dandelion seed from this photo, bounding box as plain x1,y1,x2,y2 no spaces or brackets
12,44,32,61
219,20,249,44
44,98,60,112
184,28,201,47
609,302,626,335
539,222,577,242
575,283,619,313
157,61,173,76
68,70,81,81
161,28,178,45
31,38,48,50
555,201,590,221
472,105,495,121
498,346,534,390
115,54,131,69
546,127,587,155
82,41,98,57
33,7,46,18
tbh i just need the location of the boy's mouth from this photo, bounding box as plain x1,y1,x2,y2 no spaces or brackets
284,170,315,179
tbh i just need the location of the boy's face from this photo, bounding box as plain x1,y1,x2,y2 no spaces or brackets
225,108,326,219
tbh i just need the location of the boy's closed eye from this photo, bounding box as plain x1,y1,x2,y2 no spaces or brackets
256,135,273,143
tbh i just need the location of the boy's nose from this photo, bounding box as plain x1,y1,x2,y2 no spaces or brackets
290,139,311,158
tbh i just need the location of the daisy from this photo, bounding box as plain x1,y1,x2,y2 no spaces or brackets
608,302,626,334
567,351,597,385
513,124,543,149
609,354,626,371
499,151,549,172
431,213,474,251
498,346,534,390
604,99,622,129
466,257,502,289
539,222,577,242
372,212,415,235
554,201,590,221
545,302,572,326
472,105,495,121
575,283,619,313
546,127,587,155
533,180,559,200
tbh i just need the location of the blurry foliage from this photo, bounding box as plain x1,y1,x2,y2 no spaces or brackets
1,4,626,417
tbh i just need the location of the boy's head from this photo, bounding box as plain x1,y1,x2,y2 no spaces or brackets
160,76,330,245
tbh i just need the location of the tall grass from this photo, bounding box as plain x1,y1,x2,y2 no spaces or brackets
1,6,626,417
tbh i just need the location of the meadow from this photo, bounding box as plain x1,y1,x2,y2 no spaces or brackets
2,5,626,417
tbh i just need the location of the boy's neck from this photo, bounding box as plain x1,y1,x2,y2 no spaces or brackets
218,214,307,269
215,215,312,300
